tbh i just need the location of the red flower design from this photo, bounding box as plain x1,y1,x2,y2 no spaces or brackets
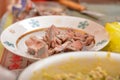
11,55,22,62
8,63,20,70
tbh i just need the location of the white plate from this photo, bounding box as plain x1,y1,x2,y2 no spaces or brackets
1,16,109,60
18,51,120,80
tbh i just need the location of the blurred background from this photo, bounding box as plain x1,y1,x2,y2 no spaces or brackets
0,0,120,19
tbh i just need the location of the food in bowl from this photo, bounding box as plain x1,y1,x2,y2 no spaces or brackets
29,52,120,80
33,67,120,80
25,25,95,57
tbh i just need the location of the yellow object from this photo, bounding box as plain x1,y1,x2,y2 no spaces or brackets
103,22,120,53
0,12,13,60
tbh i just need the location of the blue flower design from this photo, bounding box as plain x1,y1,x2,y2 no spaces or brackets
4,41,15,48
96,40,107,46
29,19,40,28
78,21,89,29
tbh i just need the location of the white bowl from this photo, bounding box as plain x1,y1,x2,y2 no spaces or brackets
18,51,120,80
0,16,109,60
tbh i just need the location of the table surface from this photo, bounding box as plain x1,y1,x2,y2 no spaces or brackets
68,3,120,24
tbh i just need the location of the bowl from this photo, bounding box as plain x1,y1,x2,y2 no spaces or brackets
18,51,120,80
0,16,109,60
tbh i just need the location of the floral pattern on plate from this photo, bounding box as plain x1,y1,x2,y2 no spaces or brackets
29,19,40,28
78,21,89,29
4,41,15,48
